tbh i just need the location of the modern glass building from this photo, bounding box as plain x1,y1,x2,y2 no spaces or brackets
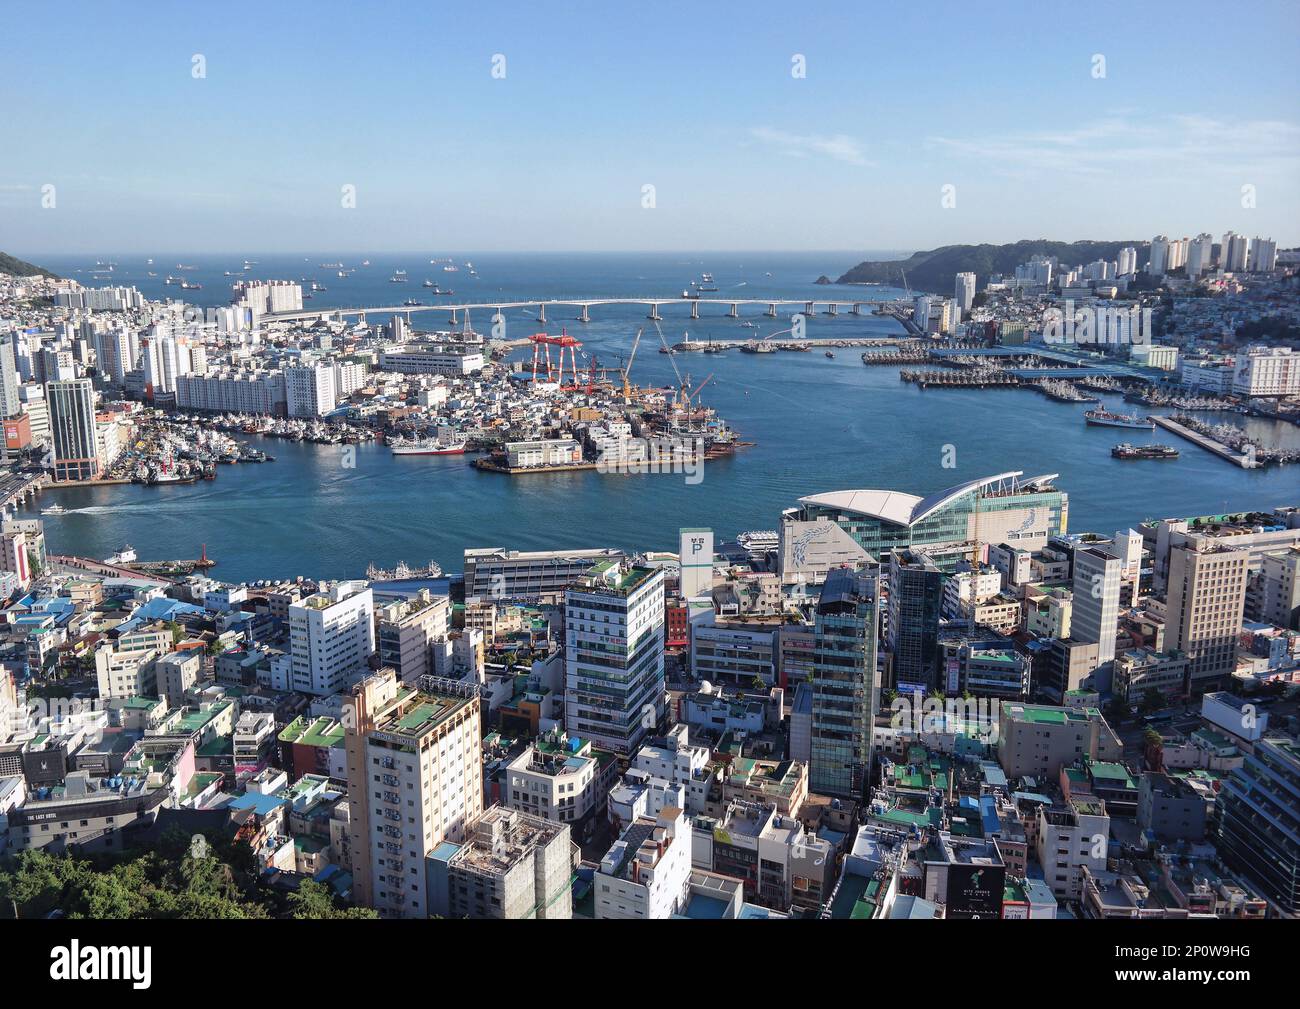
780,472,1068,582
1217,736,1300,915
810,567,879,799
887,549,944,692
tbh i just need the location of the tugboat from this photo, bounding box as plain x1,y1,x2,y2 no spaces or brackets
1112,443,1179,460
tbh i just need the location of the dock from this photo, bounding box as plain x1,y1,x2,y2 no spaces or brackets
472,458,598,475
1149,415,1258,468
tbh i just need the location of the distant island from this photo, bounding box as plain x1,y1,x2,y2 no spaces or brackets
833,239,1150,293
0,251,58,278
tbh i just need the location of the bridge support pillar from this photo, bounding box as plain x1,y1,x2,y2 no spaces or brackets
578,304,589,323
537,304,546,324
648,303,661,321
728,303,738,318
851,302,862,315
449,309,458,325
805,301,815,316
827,303,838,316
766,303,778,318
690,301,699,320
358,312,367,326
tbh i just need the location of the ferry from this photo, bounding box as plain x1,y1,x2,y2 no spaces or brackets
1112,443,1179,460
42,503,67,515
1084,408,1154,430
390,436,468,456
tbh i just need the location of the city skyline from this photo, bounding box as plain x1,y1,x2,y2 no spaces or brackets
2,0,1299,254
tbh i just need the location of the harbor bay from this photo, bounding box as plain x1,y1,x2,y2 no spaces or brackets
20,253,1299,583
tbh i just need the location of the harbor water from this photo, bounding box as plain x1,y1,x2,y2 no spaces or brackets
25,252,1300,582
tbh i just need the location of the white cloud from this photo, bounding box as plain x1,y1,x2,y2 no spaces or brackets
748,126,872,167
926,114,1300,179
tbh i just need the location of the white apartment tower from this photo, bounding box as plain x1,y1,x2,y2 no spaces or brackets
289,581,375,695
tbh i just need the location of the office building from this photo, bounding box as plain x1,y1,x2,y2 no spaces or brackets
809,567,879,798
1072,546,1121,667
1165,541,1248,692
289,581,375,696
463,546,623,602
46,378,100,481
376,590,450,683
997,701,1121,779
564,561,665,755
1217,737,1300,916
886,549,943,692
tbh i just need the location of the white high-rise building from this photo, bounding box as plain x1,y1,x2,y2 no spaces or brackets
1186,233,1214,278
1248,236,1278,272
564,562,665,754
1221,231,1249,272
0,343,20,419
1072,547,1121,668
1117,247,1137,276
1147,236,1169,275
954,272,976,315
289,581,375,695
285,363,337,418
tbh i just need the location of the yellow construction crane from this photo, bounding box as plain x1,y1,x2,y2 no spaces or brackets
622,327,642,403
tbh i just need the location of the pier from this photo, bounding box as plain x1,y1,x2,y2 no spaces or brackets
1150,415,1258,468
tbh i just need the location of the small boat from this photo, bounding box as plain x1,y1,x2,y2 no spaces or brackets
42,503,67,515
825,351,835,359
1112,443,1179,460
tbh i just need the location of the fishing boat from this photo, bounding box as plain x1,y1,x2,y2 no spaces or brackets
390,436,468,456
1084,408,1154,430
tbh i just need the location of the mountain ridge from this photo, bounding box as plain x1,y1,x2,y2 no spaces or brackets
834,239,1149,294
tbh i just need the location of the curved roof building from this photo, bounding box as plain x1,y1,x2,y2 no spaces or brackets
779,472,1068,584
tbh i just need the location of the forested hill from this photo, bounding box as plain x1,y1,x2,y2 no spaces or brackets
834,239,1148,293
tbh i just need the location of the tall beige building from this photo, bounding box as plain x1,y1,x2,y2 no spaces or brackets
1165,541,1248,692
345,670,483,918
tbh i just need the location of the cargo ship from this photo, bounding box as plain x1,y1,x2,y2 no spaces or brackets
1112,443,1179,460
390,437,467,456
1084,408,1154,430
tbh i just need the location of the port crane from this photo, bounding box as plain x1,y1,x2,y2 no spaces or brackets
621,328,643,403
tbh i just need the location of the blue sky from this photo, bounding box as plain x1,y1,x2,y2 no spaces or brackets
2,0,1298,254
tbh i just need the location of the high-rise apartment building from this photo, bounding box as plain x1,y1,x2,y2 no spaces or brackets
1217,737,1300,916
954,272,976,315
376,589,450,683
345,672,483,918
